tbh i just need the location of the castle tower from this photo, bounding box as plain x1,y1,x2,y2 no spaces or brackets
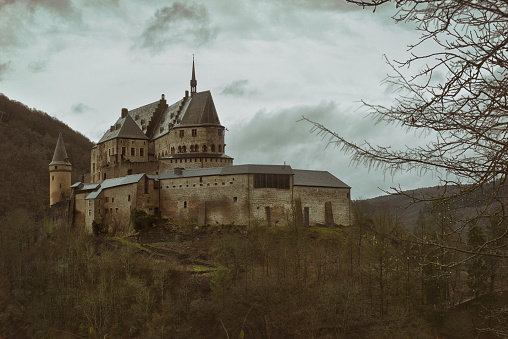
49,132,72,206
190,55,197,95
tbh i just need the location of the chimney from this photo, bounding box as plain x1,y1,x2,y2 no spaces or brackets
121,108,128,118
174,167,183,176
185,90,189,98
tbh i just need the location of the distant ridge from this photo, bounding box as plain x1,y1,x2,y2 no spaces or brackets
360,184,495,230
0,93,93,216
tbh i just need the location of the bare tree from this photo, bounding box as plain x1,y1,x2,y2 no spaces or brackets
304,0,508,254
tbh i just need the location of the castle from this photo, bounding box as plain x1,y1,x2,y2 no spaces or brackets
50,60,351,233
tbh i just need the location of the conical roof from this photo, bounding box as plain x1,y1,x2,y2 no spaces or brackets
49,132,71,166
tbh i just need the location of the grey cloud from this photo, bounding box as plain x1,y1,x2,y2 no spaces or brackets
72,102,92,115
137,2,218,53
0,0,79,17
28,60,47,73
273,0,361,12
221,79,257,97
0,61,11,81
226,100,434,198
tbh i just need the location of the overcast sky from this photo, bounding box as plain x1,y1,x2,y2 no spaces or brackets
0,0,442,199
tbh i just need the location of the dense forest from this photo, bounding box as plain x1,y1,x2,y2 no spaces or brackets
0,94,93,216
1,203,507,338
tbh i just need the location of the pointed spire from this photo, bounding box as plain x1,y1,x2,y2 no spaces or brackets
50,132,71,166
190,54,197,95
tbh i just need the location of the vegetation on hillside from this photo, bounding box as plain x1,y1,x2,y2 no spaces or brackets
1,200,507,338
0,94,93,216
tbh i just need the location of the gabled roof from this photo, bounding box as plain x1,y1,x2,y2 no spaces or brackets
86,173,145,200
98,113,148,143
293,170,350,188
177,91,221,126
49,132,71,166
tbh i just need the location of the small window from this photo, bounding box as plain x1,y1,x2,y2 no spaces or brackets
52,175,54,181
55,166,58,169
116,208,118,213
202,145,207,152
122,147,126,155
111,198,114,203
179,130,184,138
105,197,109,202
211,144,215,152
184,201,187,208
128,195,131,202
88,209,92,216
218,145,222,152
233,197,238,202
140,148,144,157
218,128,222,136
192,129,197,137
131,147,135,156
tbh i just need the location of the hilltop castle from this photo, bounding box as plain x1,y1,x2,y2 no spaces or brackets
50,60,351,233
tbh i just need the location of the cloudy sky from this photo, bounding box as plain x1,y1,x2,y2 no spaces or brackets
0,0,441,199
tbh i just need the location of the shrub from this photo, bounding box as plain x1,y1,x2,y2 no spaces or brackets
130,209,157,232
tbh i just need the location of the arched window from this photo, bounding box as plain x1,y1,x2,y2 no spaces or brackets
165,150,168,156
182,146,186,153
195,144,199,152
171,147,175,154
190,145,194,152
218,145,222,152
202,145,207,152
211,144,215,152
184,201,187,208
178,146,181,153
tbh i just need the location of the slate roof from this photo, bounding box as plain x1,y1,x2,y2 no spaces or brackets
159,164,294,180
86,173,145,200
159,167,224,180
221,164,294,175
50,132,71,166
293,170,350,188
152,98,186,140
98,113,148,143
70,182,101,191
128,100,160,133
177,91,221,126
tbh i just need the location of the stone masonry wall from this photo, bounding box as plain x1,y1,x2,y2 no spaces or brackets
293,186,351,226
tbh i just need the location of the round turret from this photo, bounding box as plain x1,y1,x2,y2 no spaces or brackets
49,132,72,206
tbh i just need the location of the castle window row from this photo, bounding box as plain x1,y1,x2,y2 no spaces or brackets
164,180,235,189
168,158,232,164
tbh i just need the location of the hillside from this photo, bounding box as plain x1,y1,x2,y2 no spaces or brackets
0,94,93,216
362,184,504,230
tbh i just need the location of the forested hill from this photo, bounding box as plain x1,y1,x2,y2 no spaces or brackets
362,184,498,230
0,94,93,217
